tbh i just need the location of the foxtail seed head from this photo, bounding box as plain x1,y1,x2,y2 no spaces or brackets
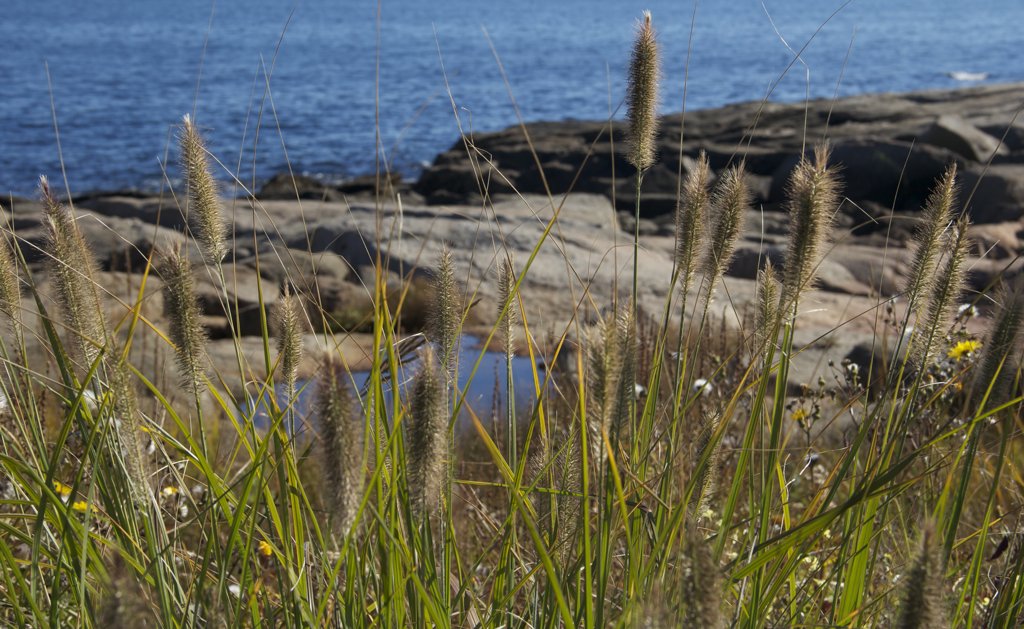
973,281,1024,407
159,244,207,395
679,524,725,629
426,244,461,379
555,430,582,567
693,410,722,519
497,254,517,355
753,259,780,368
407,351,446,518
626,11,660,171
675,151,710,294
317,354,364,536
39,176,106,366
108,346,150,506
910,217,972,369
0,235,20,335
611,301,637,448
273,283,306,395
781,144,842,313
701,164,751,308
178,115,227,263
895,520,948,629
904,165,958,316
586,313,623,466
97,556,157,628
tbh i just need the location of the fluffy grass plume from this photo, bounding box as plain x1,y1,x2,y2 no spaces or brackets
178,115,227,263
611,301,637,448
406,351,446,518
895,521,948,629
159,244,207,395
693,410,723,518
273,283,305,394
700,164,750,308
973,281,1024,406
426,243,461,378
316,354,364,537
96,557,156,628
675,150,710,294
586,312,623,465
39,176,105,366
554,431,582,566
781,144,842,311
0,235,21,335
679,526,725,629
497,254,517,355
910,216,972,368
904,164,957,315
626,11,660,171
753,258,780,366
108,348,150,506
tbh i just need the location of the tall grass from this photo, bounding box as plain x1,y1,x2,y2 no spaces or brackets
0,12,1023,629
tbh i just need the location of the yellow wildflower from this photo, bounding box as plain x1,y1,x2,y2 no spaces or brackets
258,540,273,557
53,481,72,502
71,501,89,512
792,408,808,422
948,339,981,361
160,486,179,499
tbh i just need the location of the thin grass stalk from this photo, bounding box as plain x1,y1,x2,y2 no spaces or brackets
497,254,518,624
957,419,1010,628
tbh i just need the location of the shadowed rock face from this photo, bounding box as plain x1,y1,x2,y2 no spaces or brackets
411,82,1024,228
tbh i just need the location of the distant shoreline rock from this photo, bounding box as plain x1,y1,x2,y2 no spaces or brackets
410,81,1024,230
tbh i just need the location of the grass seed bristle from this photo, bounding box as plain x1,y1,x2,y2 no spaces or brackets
179,115,227,263
675,151,710,295
317,354,364,537
701,164,751,309
904,164,958,316
626,11,660,171
159,244,207,395
910,216,972,369
407,351,446,518
781,144,842,312
39,176,106,366
895,521,948,629
973,281,1024,406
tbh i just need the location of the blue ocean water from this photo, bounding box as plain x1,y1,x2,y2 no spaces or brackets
2,0,1022,197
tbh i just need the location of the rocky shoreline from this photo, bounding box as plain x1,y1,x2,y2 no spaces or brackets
5,82,1024,405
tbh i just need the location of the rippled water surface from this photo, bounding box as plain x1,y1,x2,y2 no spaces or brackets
3,0,1022,196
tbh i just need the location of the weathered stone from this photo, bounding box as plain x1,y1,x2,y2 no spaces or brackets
194,265,279,336
919,114,1009,162
241,248,351,286
968,222,1024,259
257,173,344,202
959,163,1024,223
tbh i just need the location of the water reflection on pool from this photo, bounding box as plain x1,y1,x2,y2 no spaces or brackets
242,336,553,438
